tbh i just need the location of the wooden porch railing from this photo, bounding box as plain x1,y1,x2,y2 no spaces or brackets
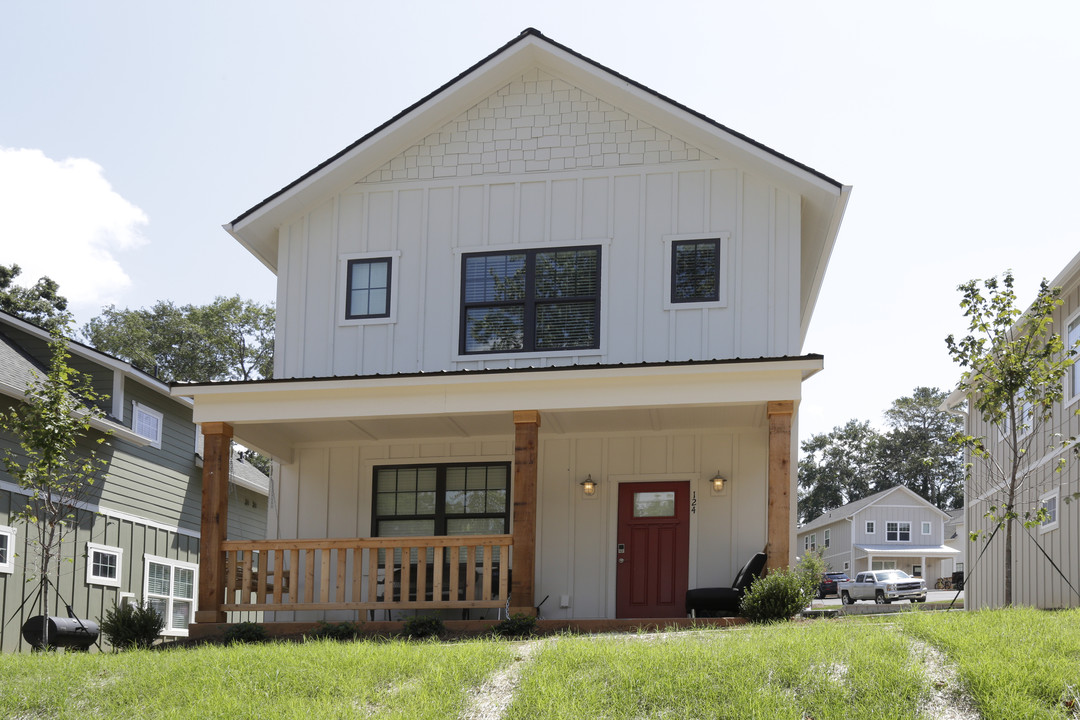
218,535,512,613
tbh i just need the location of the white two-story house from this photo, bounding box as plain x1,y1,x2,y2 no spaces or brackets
176,28,850,627
797,486,958,584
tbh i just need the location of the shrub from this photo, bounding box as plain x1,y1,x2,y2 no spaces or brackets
310,621,363,641
492,613,537,639
223,621,268,645
100,601,166,651
402,614,444,640
739,553,823,624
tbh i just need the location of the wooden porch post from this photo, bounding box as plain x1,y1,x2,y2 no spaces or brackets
195,422,233,624
511,410,540,615
766,401,794,572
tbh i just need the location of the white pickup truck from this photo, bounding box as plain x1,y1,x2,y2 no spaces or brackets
838,570,927,605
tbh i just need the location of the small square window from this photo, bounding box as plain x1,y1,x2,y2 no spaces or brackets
671,239,720,303
346,258,392,319
921,522,932,535
865,521,875,534
86,543,123,587
0,525,16,574
132,402,163,449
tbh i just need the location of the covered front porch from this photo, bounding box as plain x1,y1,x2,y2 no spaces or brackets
177,358,819,628
854,544,962,585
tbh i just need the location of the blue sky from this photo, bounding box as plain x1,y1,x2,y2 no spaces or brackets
1,0,1077,440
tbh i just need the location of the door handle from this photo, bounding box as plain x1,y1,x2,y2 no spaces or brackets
618,557,625,564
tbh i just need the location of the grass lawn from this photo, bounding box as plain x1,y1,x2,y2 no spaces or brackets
0,608,1077,719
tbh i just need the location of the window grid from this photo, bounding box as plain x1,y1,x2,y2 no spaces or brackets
886,521,911,542
86,543,122,587
145,556,197,636
132,402,163,449
460,246,600,355
670,238,721,303
372,462,511,538
866,521,875,534
346,257,392,319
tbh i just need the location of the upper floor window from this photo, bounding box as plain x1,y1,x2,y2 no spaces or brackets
865,521,875,534
1040,488,1059,534
671,238,720,303
460,246,600,354
86,542,123,587
921,521,932,535
809,533,817,551
132,402,163,449
0,525,15,574
346,257,392,319
823,529,831,548
1068,314,1080,402
886,521,911,542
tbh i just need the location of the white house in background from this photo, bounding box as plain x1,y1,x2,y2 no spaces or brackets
174,28,850,628
944,507,965,581
797,486,958,584
947,250,1080,610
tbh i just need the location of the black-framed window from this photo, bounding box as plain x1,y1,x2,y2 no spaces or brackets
346,257,392,319
460,246,600,354
886,521,911,542
671,238,721,303
372,463,511,538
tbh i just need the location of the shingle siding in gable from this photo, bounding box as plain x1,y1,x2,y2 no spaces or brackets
362,69,714,183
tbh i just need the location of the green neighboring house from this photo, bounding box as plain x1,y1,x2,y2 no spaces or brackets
0,310,268,652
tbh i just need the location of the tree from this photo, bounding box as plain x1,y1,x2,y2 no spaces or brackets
0,324,109,648
82,296,274,382
0,264,70,331
878,387,964,511
797,420,883,523
945,271,1079,605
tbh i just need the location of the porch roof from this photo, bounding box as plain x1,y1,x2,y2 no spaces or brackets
854,544,960,558
173,355,822,463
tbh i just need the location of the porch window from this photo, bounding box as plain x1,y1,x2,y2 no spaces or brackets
460,246,600,354
144,555,197,637
886,521,910,542
372,463,511,538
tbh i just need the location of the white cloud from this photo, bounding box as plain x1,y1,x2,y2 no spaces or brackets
0,147,148,309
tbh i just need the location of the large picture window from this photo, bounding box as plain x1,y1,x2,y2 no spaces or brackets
144,555,197,637
372,463,511,538
460,246,600,354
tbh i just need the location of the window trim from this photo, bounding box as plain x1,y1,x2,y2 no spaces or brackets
1039,488,1060,534
921,521,932,536
144,554,198,638
662,232,730,310
865,521,875,535
86,542,123,587
338,251,401,326
371,462,512,539
0,524,15,574
885,521,911,543
131,401,164,449
452,240,609,360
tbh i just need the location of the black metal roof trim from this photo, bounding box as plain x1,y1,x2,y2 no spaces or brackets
229,28,841,228
171,353,825,390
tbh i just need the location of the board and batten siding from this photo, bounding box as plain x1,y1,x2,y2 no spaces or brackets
272,70,803,379
265,427,768,623
964,269,1080,610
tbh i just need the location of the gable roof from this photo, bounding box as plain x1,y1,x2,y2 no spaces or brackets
225,28,850,345
799,485,949,534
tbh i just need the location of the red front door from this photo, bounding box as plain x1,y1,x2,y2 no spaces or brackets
616,481,690,618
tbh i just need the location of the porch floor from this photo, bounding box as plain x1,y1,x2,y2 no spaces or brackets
188,616,746,642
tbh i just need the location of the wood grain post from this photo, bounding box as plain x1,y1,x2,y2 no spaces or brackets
766,401,794,573
195,422,233,624
510,410,540,616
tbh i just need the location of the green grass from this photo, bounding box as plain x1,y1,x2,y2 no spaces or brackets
0,638,513,719
899,607,1080,720
507,622,927,720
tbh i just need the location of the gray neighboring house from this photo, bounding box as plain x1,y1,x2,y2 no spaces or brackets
944,507,966,580
0,311,268,652
797,486,959,584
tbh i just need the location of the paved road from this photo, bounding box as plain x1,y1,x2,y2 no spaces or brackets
813,589,964,606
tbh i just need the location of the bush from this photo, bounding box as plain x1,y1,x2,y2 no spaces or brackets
739,553,823,624
223,621,268,645
402,615,444,640
310,621,363,641
100,602,166,651
492,613,537,639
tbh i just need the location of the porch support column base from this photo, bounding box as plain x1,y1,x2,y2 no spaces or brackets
511,410,540,613
197,422,233,625
766,401,794,573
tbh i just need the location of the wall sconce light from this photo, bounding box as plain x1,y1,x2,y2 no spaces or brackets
580,474,597,497
710,472,727,494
